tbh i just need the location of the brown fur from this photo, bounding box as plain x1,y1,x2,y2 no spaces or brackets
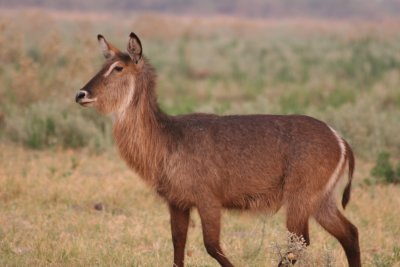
75,33,361,267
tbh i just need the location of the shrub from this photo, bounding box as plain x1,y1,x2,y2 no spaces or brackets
4,102,112,151
25,115,56,149
270,231,309,266
396,162,400,182
371,152,400,184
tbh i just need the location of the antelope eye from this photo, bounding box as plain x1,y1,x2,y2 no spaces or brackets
115,66,123,72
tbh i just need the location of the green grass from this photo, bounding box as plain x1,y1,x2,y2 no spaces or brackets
0,11,400,160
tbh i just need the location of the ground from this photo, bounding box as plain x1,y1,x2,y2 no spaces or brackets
0,143,399,266
0,8,400,266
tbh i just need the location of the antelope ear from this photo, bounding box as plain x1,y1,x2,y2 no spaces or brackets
127,32,142,63
97,34,119,59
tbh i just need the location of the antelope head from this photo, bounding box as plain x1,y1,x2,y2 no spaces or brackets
75,32,143,116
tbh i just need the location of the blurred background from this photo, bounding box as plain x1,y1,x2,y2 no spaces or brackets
0,0,400,159
0,1,399,266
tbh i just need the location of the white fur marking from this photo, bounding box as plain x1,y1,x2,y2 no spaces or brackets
103,61,120,77
326,126,346,194
117,76,135,119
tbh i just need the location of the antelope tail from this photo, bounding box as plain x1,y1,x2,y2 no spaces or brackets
342,140,355,209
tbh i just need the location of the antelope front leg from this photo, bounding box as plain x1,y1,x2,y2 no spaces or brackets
169,204,190,267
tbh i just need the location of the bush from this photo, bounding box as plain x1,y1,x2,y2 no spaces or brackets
270,231,310,266
25,115,56,149
397,163,400,180
4,102,112,151
371,152,400,184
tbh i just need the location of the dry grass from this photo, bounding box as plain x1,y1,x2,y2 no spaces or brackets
0,8,400,266
0,143,399,266
0,9,400,158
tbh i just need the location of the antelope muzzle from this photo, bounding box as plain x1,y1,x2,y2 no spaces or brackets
75,90,96,106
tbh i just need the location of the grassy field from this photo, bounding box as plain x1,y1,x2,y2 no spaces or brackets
0,144,399,267
0,8,400,267
1,9,400,159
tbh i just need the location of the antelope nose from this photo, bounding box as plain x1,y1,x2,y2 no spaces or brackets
75,90,87,103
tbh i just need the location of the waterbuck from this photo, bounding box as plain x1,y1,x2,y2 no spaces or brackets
75,32,361,267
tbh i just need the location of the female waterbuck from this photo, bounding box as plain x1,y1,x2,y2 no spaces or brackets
75,33,361,267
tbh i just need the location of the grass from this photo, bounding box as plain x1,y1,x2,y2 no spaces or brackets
0,10,399,159
0,143,400,266
0,8,400,267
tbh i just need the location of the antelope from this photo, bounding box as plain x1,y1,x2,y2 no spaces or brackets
75,32,361,267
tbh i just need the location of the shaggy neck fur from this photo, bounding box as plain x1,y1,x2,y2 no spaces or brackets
112,59,169,185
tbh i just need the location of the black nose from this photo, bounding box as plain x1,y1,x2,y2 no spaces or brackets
75,90,87,103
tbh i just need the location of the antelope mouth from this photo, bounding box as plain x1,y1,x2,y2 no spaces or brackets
75,90,97,107
78,98,97,107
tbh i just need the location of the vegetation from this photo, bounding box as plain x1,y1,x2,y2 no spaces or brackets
0,8,400,267
371,152,400,184
270,232,310,266
0,10,399,160
1,144,400,266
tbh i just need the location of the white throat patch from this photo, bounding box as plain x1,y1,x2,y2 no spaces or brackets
116,76,135,120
